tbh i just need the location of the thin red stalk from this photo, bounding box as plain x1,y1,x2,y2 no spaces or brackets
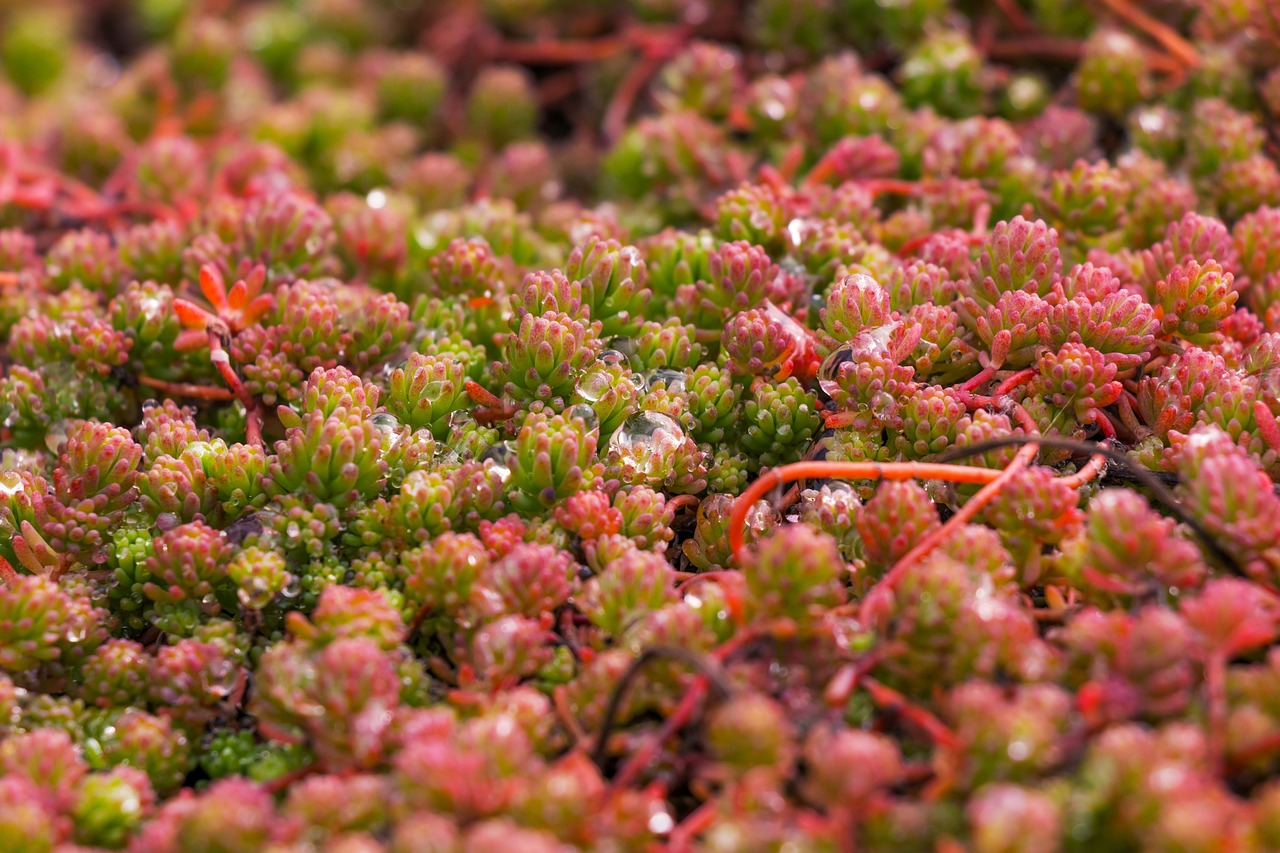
669,799,718,853
1058,454,1107,490
1089,408,1118,441
897,230,984,258
1206,652,1227,778
492,34,631,64
992,368,1035,398
858,178,946,197
1227,728,1280,772
857,441,1041,624
603,51,666,143
666,494,701,514
986,36,1084,61
729,461,1009,563
991,0,1036,32
207,331,262,447
137,375,236,401
606,630,757,790
1093,0,1200,68
862,677,957,750
263,761,318,795
956,364,997,393
553,685,588,746
610,677,708,791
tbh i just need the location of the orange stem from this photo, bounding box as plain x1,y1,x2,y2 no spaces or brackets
728,461,1008,564
492,34,631,64
857,442,1040,623
137,376,236,401
1058,453,1107,490
1093,0,1200,68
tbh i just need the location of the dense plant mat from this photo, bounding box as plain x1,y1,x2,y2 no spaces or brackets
6,0,1280,850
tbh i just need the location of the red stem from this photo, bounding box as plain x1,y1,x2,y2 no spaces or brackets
1058,454,1108,490
992,368,1035,398
492,34,631,64
137,375,237,401
990,0,1036,31
207,331,263,448
856,441,1041,624
666,494,701,514
728,460,1011,563
1092,0,1200,68
956,365,997,394
610,677,708,791
862,677,957,750
668,799,718,853
1206,652,1227,778
1089,408,1118,441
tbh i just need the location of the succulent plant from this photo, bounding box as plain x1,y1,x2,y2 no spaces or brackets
0,3,1279,849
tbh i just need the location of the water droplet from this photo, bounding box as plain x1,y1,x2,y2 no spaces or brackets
285,521,301,540
818,344,855,398
606,336,640,368
370,412,402,453
643,368,686,393
597,349,627,367
44,420,74,454
608,412,685,477
0,471,24,498
366,189,388,209
184,441,215,464
568,403,599,431
575,369,612,403
201,660,238,699
648,809,675,835
199,593,220,613
65,624,86,643
479,441,514,484
787,217,807,248
281,575,302,599
156,513,179,531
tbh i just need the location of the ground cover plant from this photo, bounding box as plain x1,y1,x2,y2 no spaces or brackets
5,0,1280,849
